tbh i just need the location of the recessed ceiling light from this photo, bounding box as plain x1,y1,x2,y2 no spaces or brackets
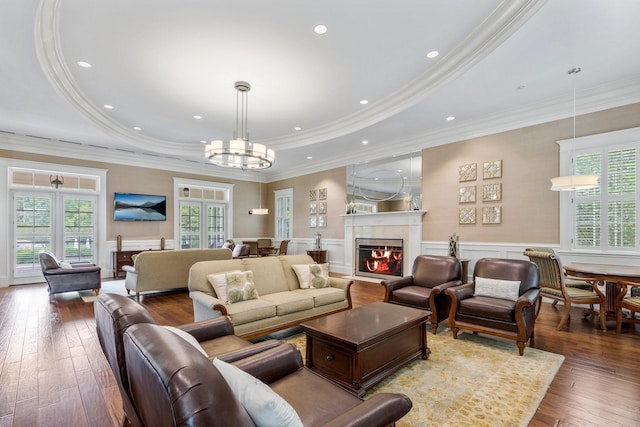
446,116,455,121
76,60,92,68
427,51,439,59
200,140,207,144
361,140,369,145
307,156,313,160
397,169,403,172
133,126,142,131
360,99,369,105
193,115,203,120
314,24,328,35
294,126,302,131
103,104,114,110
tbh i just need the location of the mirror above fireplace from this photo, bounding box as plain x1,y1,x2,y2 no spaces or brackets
346,152,422,213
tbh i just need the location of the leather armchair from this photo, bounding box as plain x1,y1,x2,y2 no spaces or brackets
39,251,101,297
383,255,462,334
445,258,540,356
94,293,281,427
123,323,413,427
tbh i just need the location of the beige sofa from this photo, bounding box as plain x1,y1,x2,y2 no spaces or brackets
188,254,352,339
123,248,232,298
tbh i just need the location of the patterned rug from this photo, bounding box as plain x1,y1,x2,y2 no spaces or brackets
284,330,563,427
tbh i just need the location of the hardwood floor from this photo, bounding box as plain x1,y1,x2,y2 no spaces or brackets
0,279,639,427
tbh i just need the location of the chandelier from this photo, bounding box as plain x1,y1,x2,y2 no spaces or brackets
550,67,598,191
205,81,275,169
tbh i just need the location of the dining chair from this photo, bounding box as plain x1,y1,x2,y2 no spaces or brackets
523,249,606,331
616,281,640,333
269,239,290,256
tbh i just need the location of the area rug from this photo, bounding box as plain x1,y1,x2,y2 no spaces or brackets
284,330,564,427
79,280,129,303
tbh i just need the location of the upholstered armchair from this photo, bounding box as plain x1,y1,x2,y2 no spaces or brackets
445,258,540,356
94,293,281,427
123,323,413,427
39,251,101,297
382,255,462,334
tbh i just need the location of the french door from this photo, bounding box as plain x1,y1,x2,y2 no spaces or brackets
13,190,97,280
179,201,227,249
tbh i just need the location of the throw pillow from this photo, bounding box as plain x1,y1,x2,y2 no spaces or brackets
292,263,330,289
207,272,240,303
226,270,259,304
213,358,303,427
58,261,73,269
309,263,330,288
161,326,209,358
231,244,243,258
474,276,521,301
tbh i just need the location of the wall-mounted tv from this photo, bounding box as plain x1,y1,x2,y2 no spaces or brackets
114,193,167,221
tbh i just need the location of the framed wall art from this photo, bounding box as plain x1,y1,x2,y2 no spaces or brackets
309,189,317,201
482,206,502,224
459,186,476,203
309,216,317,228
459,207,476,224
459,163,477,182
483,160,502,179
318,188,327,200
319,201,327,214
482,183,502,202
318,215,327,228
309,202,317,215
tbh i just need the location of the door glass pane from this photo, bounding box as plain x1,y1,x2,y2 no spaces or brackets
15,194,52,274
180,203,201,248
207,204,225,248
63,197,96,263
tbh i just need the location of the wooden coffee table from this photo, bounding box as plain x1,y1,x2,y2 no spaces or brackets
301,302,429,396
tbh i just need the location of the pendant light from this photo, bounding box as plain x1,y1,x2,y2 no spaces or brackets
250,181,268,215
205,81,275,170
550,67,599,191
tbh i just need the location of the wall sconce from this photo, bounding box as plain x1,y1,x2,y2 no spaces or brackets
183,187,190,197
50,175,64,189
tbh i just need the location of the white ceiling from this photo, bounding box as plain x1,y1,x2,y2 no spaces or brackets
1,0,640,182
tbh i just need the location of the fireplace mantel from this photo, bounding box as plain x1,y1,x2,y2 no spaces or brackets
343,211,426,278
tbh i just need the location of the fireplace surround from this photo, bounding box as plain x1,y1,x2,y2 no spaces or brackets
343,210,426,279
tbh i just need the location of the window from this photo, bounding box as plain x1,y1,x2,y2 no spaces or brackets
274,188,293,239
560,127,639,252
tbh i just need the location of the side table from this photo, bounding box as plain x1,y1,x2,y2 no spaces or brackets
306,249,327,264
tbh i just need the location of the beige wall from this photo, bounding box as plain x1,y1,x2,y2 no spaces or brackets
0,150,267,240
267,167,347,239
3,102,639,246
422,102,640,243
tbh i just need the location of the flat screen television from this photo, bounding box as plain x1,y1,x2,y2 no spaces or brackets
114,193,166,221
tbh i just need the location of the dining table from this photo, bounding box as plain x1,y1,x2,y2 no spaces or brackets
563,263,640,321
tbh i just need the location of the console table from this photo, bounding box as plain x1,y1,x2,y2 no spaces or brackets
307,249,327,264
112,250,143,279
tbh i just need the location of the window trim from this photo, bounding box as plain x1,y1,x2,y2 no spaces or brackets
558,126,640,253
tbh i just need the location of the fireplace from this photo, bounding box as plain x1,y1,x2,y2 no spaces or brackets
355,238,403,279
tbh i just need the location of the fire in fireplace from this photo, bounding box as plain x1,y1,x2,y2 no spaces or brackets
355,238,403,278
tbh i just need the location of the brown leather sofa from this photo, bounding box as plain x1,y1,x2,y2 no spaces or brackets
94,293,281,427
446,257,540,356
123,322,413,427
383,255,462,334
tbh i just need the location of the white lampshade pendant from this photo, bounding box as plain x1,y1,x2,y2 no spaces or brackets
550,67,598,192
